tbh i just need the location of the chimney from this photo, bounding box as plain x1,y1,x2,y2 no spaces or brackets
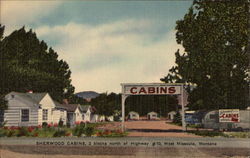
28,90,33,93
63,99,68,105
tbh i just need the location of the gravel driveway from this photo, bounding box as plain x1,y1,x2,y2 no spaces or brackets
99,120,200,137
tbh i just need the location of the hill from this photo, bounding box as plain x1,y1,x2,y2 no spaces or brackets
75,91,99,99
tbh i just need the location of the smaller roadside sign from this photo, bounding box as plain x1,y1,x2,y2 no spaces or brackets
219,109,240,123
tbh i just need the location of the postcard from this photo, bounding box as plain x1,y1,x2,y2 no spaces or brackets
0,0,249,157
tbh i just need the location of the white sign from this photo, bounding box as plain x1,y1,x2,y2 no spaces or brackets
219,109,240,123
121,83,182,95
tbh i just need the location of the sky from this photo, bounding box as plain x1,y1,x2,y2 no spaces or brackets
1,1,192,93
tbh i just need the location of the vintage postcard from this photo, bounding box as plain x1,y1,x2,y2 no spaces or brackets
0,0,249,157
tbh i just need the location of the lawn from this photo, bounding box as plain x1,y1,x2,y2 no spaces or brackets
0,122,127,137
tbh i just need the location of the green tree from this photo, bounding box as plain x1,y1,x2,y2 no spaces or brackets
125,95,178,117
0,26,75,105
0,25,7,110
161,0,249,110
91,92,121,117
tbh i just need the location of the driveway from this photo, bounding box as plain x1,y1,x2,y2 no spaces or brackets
98,120,200,137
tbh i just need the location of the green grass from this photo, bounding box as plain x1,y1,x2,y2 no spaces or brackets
224,132,250,138
187,130,227,137
188,130,250,138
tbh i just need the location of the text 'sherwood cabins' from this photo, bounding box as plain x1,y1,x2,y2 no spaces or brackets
4,92,67,126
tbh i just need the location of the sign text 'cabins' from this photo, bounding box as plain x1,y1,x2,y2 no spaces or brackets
219,109,240,123
123,85,181,95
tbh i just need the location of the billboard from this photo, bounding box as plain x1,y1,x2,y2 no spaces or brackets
219,109,240,123
121,83,182,95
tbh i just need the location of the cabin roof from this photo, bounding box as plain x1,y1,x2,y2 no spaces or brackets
80,105,91,112
148,111,158,115
59,104,79,112
7,92,47,105
128,111,139,115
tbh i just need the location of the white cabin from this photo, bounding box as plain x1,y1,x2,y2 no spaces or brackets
128,111,139,120
147,111,159,120
3,92,67,127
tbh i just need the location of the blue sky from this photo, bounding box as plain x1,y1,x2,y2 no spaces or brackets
2,1,192,93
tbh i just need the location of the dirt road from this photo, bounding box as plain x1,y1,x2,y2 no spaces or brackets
99,121,199,137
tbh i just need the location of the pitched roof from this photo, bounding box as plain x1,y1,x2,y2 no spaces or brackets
8,92,47,105
53,100,68,110
128,111,139,115
80,105,91,112
148,111,158,115
60,104,79,112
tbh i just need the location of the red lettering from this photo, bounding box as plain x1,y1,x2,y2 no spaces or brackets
130,87,137,94
160,87,167,94
148,87,155,94
168,87,176,94
156,87,159,93
139,87,147,94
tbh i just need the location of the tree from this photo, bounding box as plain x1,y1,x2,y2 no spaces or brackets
0,25,7,110
173,111,182,125
125,95,178,117
161,0,249,110
0,26,75,106
91,92,121,117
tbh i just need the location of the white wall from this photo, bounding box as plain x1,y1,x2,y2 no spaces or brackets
75,107,83,122
38,94,56,125
128,112,139,120
4,94,38,126
83,109,91,122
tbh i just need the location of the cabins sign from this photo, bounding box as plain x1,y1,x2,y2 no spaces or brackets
121,83,181,95
219,109,240,123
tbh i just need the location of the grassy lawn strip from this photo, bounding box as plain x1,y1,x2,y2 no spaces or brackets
0,122,126,138
187,130,250,138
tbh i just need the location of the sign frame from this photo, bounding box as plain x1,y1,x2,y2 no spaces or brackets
121,83,186,132
219,109,240,123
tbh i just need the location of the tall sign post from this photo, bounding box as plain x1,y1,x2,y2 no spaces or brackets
121,83,186,132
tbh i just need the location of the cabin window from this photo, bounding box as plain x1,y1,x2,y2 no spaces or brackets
43,109,48,120
21,109,29,122
152,114,156,117
132,114,136,117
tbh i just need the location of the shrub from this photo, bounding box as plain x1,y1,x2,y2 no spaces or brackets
96,129,127,137
0,128,7,137
83,126,94,137
53,129,67,137
58,119,64,127
42,122,48,128
173,111,182,125
188,130,226,137
53,123,58,127
27,126,34,132
72,124,85,137
17,127,29,137
33,132,38,137
66,122,71,128
7,130,15,137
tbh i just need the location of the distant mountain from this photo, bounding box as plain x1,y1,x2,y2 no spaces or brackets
75,91,99,99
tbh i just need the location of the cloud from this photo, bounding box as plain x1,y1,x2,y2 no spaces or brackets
35,20,183,93
1,1,61,35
